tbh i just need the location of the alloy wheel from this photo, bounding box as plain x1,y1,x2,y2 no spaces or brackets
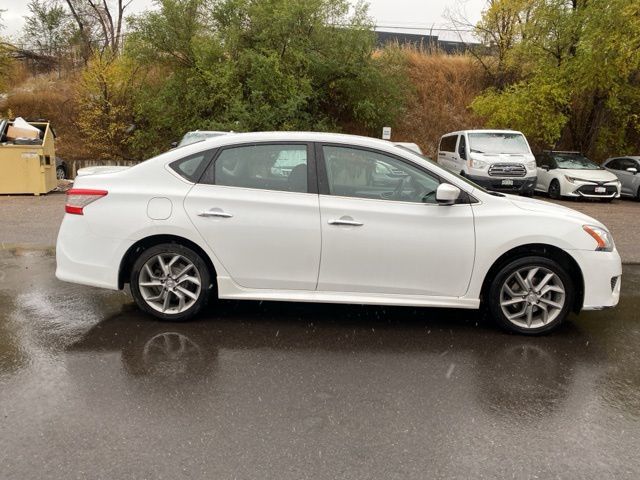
138,253,202,314
499,266,566,329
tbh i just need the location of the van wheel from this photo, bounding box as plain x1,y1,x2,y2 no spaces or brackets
488,256,574,335
130,243,211,322
548,180,561,199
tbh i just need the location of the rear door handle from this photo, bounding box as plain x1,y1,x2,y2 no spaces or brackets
198,209,233,218
328,218,363,227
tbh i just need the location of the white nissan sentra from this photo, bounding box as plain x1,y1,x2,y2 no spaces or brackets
56,132,621,334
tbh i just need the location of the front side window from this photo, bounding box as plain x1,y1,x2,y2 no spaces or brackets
322,146,441,204
458,135,467,158
206,144,308,193
468,132,530,154
606,158,622,170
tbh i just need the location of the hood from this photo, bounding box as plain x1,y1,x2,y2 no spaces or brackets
554,168,618,183
505,194,606,228
76,166,131,177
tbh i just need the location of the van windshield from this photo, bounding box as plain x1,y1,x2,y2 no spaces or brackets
468,132,529,155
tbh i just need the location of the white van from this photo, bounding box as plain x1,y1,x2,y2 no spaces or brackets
437,130,537,196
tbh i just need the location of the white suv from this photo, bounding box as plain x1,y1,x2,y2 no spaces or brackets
437,130,537,196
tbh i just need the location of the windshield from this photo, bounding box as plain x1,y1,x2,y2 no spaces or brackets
178,131,226,147
468,132,530,155
552,153,601,170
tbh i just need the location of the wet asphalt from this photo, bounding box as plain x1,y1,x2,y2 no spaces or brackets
0,251,639,479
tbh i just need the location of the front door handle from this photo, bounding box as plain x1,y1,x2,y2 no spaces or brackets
328,217,363,227
198,209,233,218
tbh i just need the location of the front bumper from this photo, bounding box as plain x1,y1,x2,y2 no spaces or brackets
569,249,622,310
564,182,620,199
467,174,537,195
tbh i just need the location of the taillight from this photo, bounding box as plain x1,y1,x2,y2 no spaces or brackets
65,189,108,215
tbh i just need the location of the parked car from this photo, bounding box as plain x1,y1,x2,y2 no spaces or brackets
535,151,621,201
56,132,621,335
603,156,640,200
437,130,537,196
56,157,68,180
172,130,232,148
394,142,423,155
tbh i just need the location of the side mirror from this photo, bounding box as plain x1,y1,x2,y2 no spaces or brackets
540,165,550,171
627,167,638,174
436,183,461,205
170,141,178,148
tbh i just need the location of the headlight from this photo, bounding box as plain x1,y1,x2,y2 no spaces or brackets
583,225,614,252
565,176,596,184
469,158,487,169
526,161,536,169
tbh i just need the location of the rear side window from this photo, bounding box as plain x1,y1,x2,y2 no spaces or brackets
202,144,308,193
169,152,211,182
439,135,458,153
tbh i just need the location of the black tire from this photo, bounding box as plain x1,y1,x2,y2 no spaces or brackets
548,179,561,199
130,243,212,322
487,256,574,335
56,166,66,180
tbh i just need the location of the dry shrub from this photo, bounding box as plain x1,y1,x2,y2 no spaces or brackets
0,73,88,160
393,47,487,157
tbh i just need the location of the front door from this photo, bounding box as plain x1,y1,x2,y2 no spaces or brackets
316,145,475,297
184,143,321,290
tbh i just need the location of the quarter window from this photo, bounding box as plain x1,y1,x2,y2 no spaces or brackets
170,152,211,182
203,144,308,193
322,146,441,204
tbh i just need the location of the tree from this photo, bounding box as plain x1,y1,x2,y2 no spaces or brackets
64,0,133,55
75,52,141,159
124,0,408,156
471,0,640,158
22,0,76,57
0,9,15,92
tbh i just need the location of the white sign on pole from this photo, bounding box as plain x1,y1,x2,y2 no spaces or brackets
382,127,391,140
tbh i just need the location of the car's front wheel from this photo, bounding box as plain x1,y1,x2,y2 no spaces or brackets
130,243,211,322
488,256,574,335
548,179,561,199
56,166,66,180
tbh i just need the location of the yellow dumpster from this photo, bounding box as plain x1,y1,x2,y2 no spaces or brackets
0,118,57,195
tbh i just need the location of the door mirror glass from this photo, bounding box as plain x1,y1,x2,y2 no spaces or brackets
435,183,461,205
541,165,550,171
627,167,638,174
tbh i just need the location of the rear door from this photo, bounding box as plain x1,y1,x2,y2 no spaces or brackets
184,142,321,290
316,144,475,297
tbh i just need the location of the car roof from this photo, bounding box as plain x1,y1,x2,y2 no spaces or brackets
181,131,401,151
440,129,522,137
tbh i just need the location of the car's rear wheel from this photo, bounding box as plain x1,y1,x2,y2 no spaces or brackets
488,256,574,335
130,243,211,322
548,180,561,199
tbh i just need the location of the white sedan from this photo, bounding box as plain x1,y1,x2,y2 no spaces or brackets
56,132,621,334
535,151,621,201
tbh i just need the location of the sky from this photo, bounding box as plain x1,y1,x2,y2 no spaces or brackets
0,0,485,39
